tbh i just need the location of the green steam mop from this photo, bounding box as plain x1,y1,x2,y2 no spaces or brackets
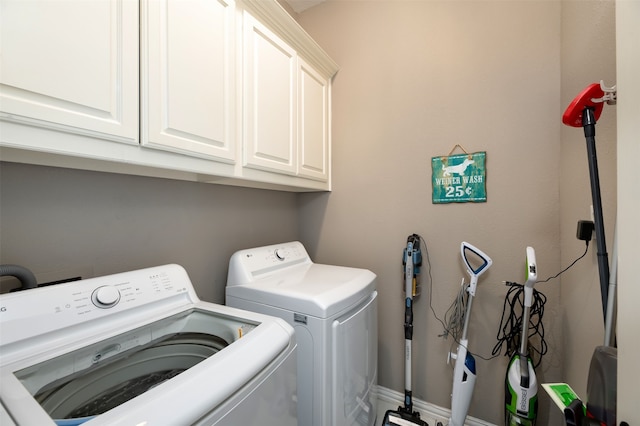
505,247,539,425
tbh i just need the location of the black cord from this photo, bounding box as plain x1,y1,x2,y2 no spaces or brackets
536,241,590,283
491,241,589,366
419,236,588,366
492,283,548,368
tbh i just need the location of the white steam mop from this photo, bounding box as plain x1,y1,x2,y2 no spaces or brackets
448,242,492,426
505,247,539,425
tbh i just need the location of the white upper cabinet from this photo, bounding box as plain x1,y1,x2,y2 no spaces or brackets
243,12,297,175
0,0,138,144
241,0,336,185
0,0,337,191
141,0,236,163
298,58,329,181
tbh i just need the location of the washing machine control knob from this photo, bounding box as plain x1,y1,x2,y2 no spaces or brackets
275,248,286,261
92,286,121,308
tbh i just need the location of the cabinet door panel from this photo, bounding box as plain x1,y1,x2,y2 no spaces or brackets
298,59,329,182
142,0,235,162
243,13,296,175
0,0,138,143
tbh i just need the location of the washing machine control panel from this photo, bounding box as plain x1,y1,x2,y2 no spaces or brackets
0,265,196,345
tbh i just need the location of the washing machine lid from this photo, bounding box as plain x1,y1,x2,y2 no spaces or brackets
0,302,295,426
0,402,15,426
226,262,376,318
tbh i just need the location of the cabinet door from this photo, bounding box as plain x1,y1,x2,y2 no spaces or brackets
142,0,236,162
243,12,297,175
0,0,138,144
298,59,329,182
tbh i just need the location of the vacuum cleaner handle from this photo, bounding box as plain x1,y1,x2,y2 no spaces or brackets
523,246,538,308
562,83,605,127
404,240,414,402
401,235,421,416
520,247,538,372
562,80,615,127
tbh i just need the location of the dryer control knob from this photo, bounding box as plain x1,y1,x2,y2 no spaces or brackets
275,248,286,261
92,286,121,308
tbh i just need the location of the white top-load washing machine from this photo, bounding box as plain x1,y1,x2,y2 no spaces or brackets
0,264,297,426
226,241,378,426
0,401,14,426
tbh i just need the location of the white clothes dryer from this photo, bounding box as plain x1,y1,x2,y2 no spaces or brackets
0,264,297,426
226,241,378,426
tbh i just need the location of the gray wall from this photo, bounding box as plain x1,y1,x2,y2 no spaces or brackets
0,162,299,303
294,1,615,424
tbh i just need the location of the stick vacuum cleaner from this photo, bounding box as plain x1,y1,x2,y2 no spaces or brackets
505,246,539,425
562,81,617,425
449,242,492,426
382,234,428,426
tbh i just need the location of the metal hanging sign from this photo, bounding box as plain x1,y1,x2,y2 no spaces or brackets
431,149,486,204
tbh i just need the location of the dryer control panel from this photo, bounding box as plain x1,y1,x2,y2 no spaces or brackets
227,241,311,284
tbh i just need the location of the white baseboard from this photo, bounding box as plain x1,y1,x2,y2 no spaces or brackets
377,386,496,426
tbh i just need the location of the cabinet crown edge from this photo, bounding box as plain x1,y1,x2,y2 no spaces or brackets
241,0,339,79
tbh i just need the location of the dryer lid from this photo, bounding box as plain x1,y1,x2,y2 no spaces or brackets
226,263,376,318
